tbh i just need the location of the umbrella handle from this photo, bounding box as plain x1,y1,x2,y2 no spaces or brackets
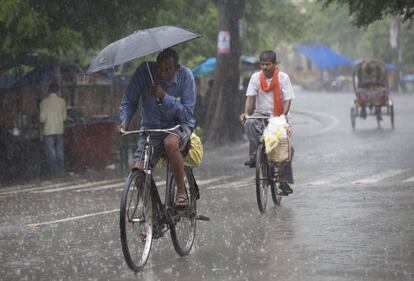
146,61,155,83
146,61,163,106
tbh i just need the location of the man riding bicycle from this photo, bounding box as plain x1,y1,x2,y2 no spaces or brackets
119,48,195,206
239,50,295,195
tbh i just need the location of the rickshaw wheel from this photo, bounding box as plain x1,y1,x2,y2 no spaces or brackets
375,106,382,129
350,106,357,130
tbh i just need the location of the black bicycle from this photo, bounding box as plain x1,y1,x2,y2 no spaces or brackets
119,125,208,272
246,116,284,213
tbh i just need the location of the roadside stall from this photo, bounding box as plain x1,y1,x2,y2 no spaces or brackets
0,60,118,182
63,73,117,171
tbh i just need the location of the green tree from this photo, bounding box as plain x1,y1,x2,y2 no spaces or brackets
319,0,414,27
153,0,218,68
243,0,306,54
0,0,165,64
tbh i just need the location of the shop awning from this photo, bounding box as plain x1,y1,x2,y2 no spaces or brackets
294,44,353,70
192,55,259,77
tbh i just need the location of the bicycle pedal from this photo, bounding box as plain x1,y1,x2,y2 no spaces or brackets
152,224,167,239
277,192,289,196
196,215,210,221
153,232,164,239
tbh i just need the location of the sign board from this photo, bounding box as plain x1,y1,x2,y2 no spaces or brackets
217,31,230,54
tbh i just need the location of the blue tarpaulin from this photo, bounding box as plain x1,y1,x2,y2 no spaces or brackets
294,44,353,70
192,55,258,77
192,57,217,77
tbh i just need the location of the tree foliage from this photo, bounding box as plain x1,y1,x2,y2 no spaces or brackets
152,0,218,68
0,0,165,64
320,0,414,27
243,0,306,54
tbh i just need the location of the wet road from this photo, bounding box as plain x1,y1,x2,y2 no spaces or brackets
1,90,414,280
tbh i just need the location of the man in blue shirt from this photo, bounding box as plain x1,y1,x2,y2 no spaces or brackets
119,48,196,206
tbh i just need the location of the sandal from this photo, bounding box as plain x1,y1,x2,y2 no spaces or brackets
175,194,189,207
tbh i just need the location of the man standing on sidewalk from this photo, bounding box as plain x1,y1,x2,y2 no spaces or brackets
39,81,67,177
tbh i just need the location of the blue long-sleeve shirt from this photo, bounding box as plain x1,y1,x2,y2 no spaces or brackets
119,61,196,129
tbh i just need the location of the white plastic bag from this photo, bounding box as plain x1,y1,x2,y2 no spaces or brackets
263,115,291,164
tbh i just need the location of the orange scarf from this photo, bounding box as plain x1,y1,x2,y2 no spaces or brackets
260,68,283,116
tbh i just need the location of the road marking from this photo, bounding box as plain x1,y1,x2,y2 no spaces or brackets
206,177,252,190
35,179,123,193
306,179,332,186
27,209,119,227
77,175,235,192
198,175,233,186
293,109,339,135
352,168,407,184
76,181,125,192
0,181,78,195
403,176,414,183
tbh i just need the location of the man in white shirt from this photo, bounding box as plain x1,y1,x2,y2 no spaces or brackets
239,50,295,195
39,81,67,177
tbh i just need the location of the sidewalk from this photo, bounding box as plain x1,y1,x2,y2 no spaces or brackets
0,166,125,190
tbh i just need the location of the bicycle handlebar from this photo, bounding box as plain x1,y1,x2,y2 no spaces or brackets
245,115,272,120
120,125,181,136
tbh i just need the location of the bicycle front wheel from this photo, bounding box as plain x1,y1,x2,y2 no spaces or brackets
120,170,153,272
166,166,197,256
256,142,269,213
270,167,282,206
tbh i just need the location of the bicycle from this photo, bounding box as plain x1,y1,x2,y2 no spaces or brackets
119,125,209,272
245,116,284,213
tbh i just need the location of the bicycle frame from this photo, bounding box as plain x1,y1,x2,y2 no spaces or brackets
120,125,204,272
245,115,283,212
140,130,174,232
121,125,189,230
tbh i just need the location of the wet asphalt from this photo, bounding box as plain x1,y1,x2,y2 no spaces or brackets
1,90,414,281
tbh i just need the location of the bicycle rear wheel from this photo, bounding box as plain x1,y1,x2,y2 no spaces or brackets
166,166,197,256
120,170,153,272
256,142,269,213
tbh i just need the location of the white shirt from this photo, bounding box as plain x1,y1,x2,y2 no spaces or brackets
246,70,295,114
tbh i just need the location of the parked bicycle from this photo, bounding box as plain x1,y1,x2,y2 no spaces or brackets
119,125,209,272
245,116,285,213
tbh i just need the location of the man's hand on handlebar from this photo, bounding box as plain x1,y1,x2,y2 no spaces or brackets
239,113,248,124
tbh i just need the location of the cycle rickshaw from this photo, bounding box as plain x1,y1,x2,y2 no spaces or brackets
350,59,394,129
